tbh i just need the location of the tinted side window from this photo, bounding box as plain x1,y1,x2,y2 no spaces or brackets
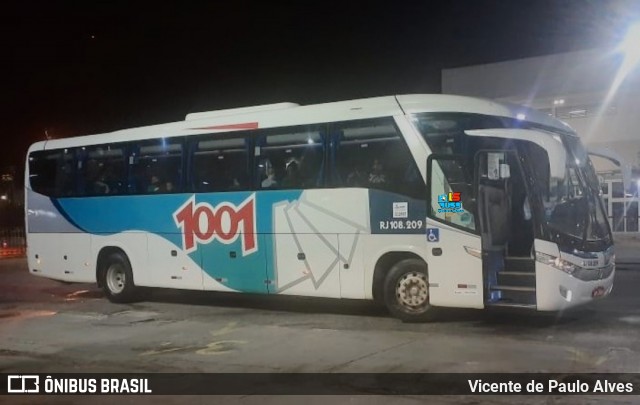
192,136,251,192
131,139,183,194
332,119,424,199
81,144,127,196
29,149,76,197
256,127,325,190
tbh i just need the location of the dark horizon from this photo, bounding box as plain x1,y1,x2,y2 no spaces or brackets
2,0,640,169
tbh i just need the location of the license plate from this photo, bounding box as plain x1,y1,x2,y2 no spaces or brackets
592,286,605,298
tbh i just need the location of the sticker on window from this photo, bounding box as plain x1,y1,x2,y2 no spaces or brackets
392,202,408,218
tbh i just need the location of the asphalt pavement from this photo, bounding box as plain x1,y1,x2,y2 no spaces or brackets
1,258,639,404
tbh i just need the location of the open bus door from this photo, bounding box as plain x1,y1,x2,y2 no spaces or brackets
425,155,484,308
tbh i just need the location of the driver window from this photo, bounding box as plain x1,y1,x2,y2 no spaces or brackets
429,158,476,231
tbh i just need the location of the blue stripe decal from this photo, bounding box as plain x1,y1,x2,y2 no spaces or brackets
50,197,89,233
56,190,302,292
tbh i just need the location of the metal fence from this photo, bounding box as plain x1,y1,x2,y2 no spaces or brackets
0,226,26,258
601,179,640,234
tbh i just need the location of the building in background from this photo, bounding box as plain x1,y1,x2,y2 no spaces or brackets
442,48,640,233
0,166,25,254
442,48,640,173
1,171,14,204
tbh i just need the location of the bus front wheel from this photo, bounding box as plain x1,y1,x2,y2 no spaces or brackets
100,251,138,303
383,259,434,322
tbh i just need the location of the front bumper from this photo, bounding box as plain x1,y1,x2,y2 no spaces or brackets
535,262,615,311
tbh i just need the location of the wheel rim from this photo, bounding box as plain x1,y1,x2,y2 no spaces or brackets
106,264,126,294
396,271,429,312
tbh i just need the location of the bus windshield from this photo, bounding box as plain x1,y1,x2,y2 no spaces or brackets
546,135,610,243
412,112,612,250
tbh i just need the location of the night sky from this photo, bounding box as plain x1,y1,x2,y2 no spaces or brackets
2,0,639,171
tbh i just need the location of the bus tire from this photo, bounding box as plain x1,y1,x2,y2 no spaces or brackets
383,258,434,322
100,251,138,303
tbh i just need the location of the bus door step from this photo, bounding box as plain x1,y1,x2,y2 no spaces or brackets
489,285,536,305
497,271,536,288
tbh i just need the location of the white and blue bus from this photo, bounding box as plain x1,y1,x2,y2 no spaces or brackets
25,95,615,321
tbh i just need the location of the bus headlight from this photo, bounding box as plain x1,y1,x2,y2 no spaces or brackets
536,252,579,275
535,252,614,281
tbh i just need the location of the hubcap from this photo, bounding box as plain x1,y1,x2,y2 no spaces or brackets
106,264,126,294
396,271,428,312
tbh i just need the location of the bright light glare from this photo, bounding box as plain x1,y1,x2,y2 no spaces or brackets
0,195,6,201
615,22,640,87
620,23,640,62
516,113,526,120
591,22,640,143
307,138,314,144
553,99,565,105
604,23,640,117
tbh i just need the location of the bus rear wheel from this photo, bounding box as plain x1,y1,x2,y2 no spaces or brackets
383,259,434,322
100,252,138,303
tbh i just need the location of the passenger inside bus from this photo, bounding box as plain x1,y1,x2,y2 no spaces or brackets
86,159,110,195
164,181,174,193
261,166,278,188
147,176,161,193
229,174,248,191
368,159,387,186
282,160,301,188
346,166,367,187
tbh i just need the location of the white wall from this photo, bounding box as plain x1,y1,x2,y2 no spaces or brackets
442,48,640,171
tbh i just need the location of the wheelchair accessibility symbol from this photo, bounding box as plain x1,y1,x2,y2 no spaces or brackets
426,228,439,242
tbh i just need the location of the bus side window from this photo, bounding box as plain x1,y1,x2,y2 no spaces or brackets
256,127,325,190
429,158,476,231
29,152,55,196
56,149,76,196
29,150,76,197
332,118,424,199
131,139,183,194
192,135,251,193
79,144,127,196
